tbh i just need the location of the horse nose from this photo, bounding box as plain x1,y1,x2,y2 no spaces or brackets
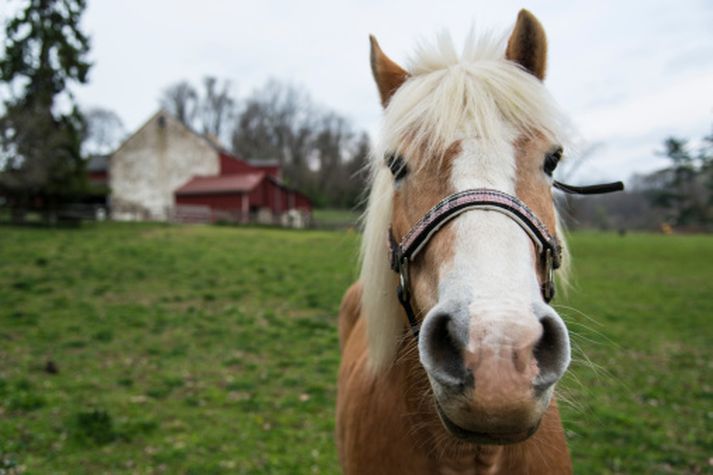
419,305,570,391
532,308,571,392
419,310,472,390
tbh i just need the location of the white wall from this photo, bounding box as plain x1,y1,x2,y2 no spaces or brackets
110,112,219,220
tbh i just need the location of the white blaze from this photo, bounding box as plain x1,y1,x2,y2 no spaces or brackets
440,136,543,349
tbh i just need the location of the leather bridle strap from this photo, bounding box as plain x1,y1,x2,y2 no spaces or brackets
553,180,624,195
388,188,562,336
384,144,625,337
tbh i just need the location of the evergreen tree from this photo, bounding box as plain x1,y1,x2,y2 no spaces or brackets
659,138,695,224
0,0,91,221
646,131,713,228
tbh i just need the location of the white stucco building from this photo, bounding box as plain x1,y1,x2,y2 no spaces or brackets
109,110,220,220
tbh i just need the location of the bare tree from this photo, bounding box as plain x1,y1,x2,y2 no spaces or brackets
82,107,125,155
312,113,353,187
230,80,370,208
335,131,370,208
232,80,315,166
160,81,198,126
158,77,370,208
200,76,235,140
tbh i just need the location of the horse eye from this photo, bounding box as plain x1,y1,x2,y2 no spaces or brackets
385,153,408,180
543,147,563,176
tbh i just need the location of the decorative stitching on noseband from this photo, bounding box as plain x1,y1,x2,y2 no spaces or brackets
390,189,561,272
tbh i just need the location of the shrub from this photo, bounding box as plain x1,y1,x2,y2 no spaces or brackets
71,408,116,446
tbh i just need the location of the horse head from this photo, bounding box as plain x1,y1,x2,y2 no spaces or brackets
362,10,572,444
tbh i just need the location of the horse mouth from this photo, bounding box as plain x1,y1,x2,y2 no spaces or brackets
435,402,538,445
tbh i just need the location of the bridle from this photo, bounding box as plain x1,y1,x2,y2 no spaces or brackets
384,152,624,336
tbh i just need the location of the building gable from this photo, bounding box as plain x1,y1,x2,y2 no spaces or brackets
109,110,220,220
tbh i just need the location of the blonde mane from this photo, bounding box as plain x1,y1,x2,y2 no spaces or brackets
360,30,573,372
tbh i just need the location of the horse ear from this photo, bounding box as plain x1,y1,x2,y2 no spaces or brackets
506,9,548,80
369,35,408,108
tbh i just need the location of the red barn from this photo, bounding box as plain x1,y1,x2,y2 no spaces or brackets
175,170,311,224
175,151,311,226
108,110,312,226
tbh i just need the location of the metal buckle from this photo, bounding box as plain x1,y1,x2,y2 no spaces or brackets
542,248,555,302
397,256,410,302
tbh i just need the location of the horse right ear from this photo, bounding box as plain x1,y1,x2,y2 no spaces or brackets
369,35,408,108
506,9,548,80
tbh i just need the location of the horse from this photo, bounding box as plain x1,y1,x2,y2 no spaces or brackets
337,10,577,474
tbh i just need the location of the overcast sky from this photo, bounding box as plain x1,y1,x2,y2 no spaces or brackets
4,0,713,182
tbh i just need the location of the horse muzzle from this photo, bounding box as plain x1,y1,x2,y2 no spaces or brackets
418,301,570,444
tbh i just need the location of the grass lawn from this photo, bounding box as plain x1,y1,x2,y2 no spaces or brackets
311,209,361,228
0,224,710,474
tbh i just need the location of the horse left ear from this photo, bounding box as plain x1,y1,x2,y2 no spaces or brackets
369,35,409,108
506,9,548,80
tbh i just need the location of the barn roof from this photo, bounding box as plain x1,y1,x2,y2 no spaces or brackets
175,173,265,195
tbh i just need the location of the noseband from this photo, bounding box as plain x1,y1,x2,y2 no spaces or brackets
385,154,624,336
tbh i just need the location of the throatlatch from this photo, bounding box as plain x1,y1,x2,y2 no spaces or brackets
385,152,624,336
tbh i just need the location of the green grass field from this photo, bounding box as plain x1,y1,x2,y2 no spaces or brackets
311,209,361,229
0,224,711,474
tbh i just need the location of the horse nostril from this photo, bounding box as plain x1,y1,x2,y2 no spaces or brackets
419,311,471,390
533,313,571,392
